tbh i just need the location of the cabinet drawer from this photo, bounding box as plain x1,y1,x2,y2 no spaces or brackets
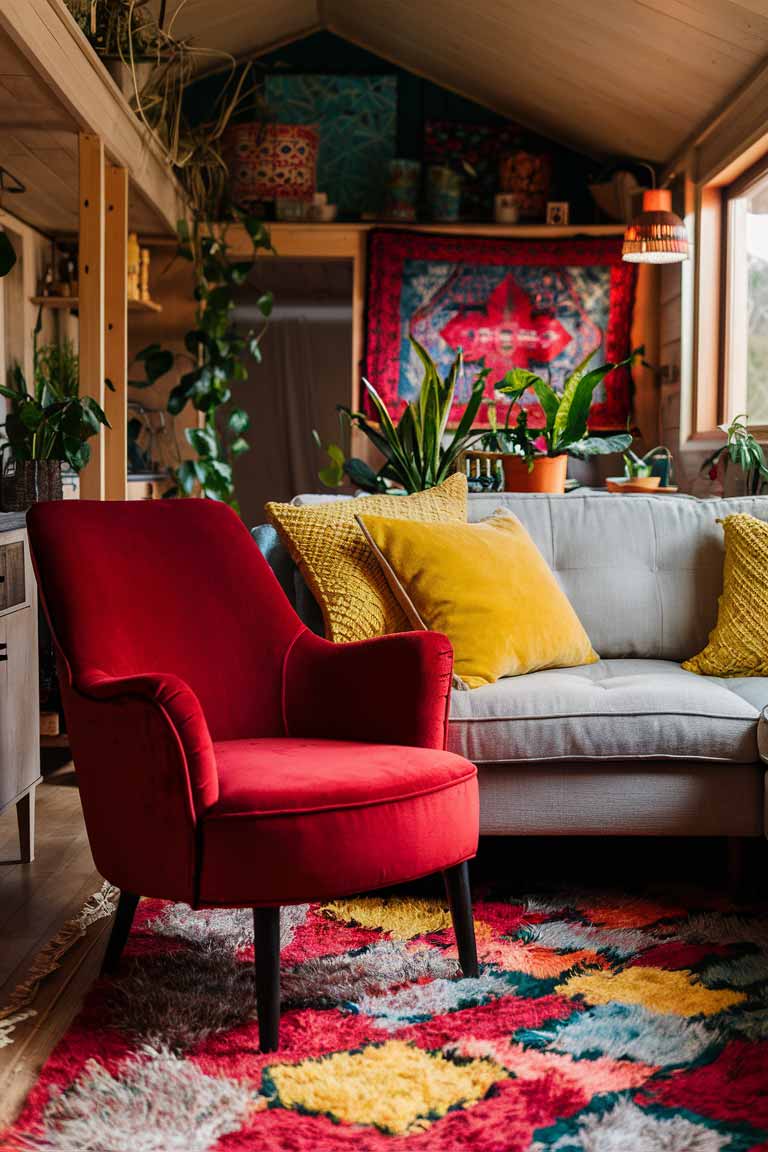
0,542,25,612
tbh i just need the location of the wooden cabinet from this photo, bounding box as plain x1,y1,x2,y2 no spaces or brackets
0,524,40,862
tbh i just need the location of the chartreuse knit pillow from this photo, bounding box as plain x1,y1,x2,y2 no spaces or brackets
266,473,467,644
683,513,768,676
357,508,598,689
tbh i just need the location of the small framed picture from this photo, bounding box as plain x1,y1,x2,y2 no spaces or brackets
546,201,570,225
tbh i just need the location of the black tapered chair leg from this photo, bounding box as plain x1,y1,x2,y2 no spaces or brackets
443,861,479,978
102,890,140,975
253,906,281,1052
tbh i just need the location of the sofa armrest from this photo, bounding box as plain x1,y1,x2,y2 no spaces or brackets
282,628,453,749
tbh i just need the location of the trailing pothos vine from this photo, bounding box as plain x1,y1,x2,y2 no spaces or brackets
132,214,273,509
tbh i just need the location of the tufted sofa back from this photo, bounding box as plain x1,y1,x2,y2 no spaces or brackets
465,492,768,660
254,492,768,661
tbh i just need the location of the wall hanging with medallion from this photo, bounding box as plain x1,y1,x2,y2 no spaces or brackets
364,230,636,428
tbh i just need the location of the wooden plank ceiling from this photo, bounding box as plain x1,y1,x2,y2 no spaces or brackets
166,0,768,161
0,7,176,237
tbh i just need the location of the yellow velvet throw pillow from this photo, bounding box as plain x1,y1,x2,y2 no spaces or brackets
266,473,467,643
683,513,768,676
357,508,598,689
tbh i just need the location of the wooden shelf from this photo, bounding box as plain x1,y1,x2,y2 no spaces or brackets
129,297,163,314
0,0,184,236
30,296,78,310
31,296,163,314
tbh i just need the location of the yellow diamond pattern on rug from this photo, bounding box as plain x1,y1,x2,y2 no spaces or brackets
683,513,768,675
556,966,746,1016
268,1040,503,1134
321,897,453,938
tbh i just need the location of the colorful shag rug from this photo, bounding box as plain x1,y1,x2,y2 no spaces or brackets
4,888,768,1151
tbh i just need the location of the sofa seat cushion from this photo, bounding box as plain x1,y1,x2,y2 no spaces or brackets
448,659,767,765
199,738,478,905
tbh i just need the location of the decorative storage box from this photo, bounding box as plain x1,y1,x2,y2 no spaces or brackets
498,151,551,220
225,123,319,209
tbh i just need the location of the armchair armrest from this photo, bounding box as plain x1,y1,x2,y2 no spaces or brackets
282,628,453,749
62,670,218,903
78,671,218,814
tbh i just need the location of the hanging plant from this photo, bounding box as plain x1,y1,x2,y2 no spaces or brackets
66,0,263,221
131,215,273,509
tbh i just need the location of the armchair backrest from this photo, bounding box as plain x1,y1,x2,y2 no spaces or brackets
27,499,304,740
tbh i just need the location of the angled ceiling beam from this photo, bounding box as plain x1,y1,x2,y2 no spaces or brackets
0,0,184,234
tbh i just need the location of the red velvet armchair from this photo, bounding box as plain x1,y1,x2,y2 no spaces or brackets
27,499,479,1050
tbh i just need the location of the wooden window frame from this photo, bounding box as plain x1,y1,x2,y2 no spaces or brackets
721,155,768,438
688,152,768,444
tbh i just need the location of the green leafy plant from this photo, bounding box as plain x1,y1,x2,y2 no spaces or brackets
490,348,643,464
0,341,110,471
131,215,273,508
702,414,768,495
68,0,262,221
315,337,488,494
623,449,653,479
68,0,158,60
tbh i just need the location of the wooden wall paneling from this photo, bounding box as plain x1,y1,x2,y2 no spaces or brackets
127,246,198,468
350,228,374,467
78,133,105,500
104,165,128,501
631,265,661,448
691,184,723,438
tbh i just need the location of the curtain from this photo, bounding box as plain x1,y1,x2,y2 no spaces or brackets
233,309,352,528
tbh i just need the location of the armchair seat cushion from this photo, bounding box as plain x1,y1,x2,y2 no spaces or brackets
199,738,478,905
448,659,768,765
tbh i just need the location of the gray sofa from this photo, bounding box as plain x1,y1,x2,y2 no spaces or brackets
254,492,768,840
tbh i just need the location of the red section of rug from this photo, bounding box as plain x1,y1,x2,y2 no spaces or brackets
3,888,768,1151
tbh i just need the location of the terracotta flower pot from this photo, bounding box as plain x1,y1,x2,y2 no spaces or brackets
501,454,567,494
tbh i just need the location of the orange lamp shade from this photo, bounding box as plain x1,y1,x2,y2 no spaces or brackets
622,188,689,264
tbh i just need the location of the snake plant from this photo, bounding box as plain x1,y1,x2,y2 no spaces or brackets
315,337,488,494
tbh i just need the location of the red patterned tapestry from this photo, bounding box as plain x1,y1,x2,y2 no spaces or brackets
364,230,637,428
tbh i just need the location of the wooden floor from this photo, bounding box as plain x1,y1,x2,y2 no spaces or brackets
0,757,109,1128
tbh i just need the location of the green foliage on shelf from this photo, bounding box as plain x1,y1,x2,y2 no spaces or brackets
702,414,768,495
0,340,110,471
492,348,642,462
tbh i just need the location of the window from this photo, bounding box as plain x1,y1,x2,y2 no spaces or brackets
725,164,768,430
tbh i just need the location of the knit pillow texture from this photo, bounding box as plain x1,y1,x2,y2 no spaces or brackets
684,513,768,676
266,473,467,644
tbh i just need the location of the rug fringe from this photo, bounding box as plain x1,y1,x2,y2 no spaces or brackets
0,882,119,1049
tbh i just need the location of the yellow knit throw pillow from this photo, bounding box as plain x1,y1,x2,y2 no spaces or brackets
683,513,768,676
266,473,467,643
357,508,598,689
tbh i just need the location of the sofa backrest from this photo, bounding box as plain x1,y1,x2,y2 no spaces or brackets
253,492,768,661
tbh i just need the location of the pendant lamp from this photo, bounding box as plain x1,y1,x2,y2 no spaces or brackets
622,187,688,264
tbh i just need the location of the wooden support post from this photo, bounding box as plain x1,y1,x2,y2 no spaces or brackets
78,133,105,500
104,165,128,501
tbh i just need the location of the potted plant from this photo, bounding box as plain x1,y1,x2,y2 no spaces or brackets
68,0,160,98
315,337,488,494
701,414,768,495
0,340,110,510
488,348,641,493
